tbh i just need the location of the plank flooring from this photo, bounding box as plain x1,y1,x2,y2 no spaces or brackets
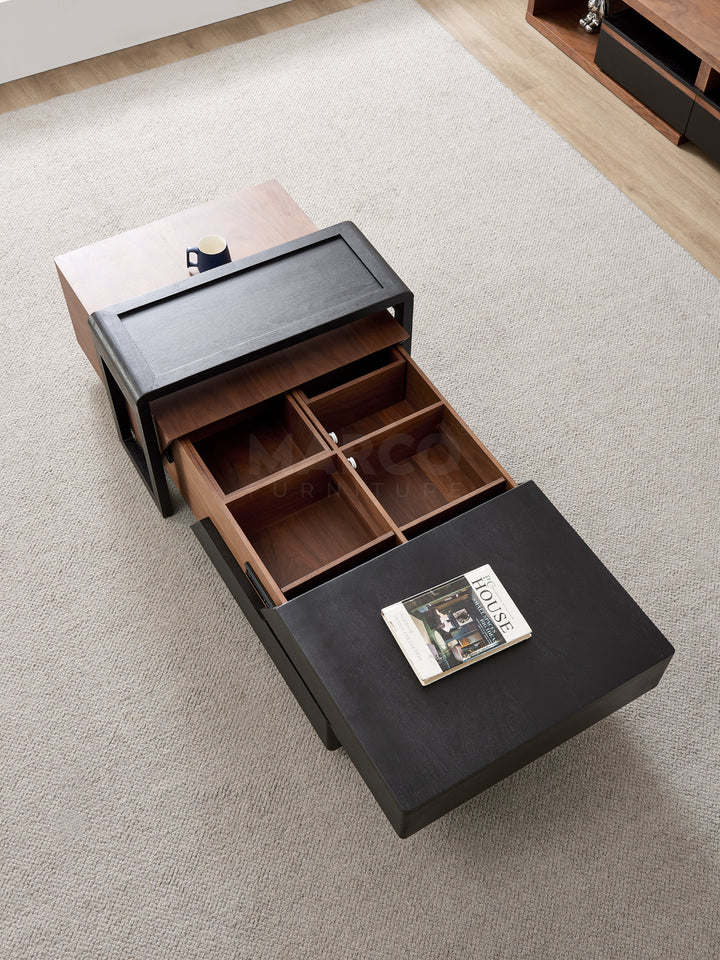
2,0,719,279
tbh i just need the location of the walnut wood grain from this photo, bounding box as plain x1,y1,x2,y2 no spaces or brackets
525,1,685,143
192,396,327,495
151,314,409,452
695,63,720,94
290,386,408,545
305,354,443,445
695,61,713,91
399,478,508,536
168,435,287,606
227,456,395,595
280,533,395,597
398,347,516,490
339,404,508,528
55,180,317,375
628,0,720,72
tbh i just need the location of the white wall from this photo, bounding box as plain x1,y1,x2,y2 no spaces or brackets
0,0,279,84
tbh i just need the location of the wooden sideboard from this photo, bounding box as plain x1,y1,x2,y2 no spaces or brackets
526,0,720,154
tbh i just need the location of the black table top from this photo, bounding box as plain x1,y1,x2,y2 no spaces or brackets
268,482,674,822
89,222,412,401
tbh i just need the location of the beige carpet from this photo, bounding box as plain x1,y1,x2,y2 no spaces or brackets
1,0,718,955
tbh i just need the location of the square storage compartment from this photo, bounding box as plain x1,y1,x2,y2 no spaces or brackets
306,348,441,445
300,347,399,399
599,9,701,85
192,396,326,495
342,406,507,532
595,11,698,133
226,455,396,597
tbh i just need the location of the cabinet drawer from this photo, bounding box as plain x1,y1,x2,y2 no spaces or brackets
686,92,720,166
168,347,514,606
595,10,699,133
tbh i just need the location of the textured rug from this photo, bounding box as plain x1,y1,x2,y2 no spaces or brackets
1,0,718,956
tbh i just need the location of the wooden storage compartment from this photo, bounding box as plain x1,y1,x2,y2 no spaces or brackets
599,9,701,84
164,330,515,605
299,346,399,399
306,351,440,445
342,407,508,533
150,317,410,455
595,10,699,132
526,0,603,65
191,395,326,495
226,455,396,597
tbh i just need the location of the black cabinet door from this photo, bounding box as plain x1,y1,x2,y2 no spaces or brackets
595,13,698,134
686,95,720,165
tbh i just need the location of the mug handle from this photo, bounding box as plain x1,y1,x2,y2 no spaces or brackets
186,247,200,268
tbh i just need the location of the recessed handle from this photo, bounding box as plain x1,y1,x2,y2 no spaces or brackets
244,562,274,608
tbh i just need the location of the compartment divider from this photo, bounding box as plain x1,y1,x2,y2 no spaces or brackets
281,532,396,597
225,455,397,599
398,346,516,489
337,402,446,451
170,342,515,604
340,402,510,529
332,452,407,546
221,450,333,507
290,390,409,543
304,350,443,446
288,395,406,540
399,478,507,537
190,394,328,497
297,345,400,400
308,357,406,408
285,391,332,444
289,388,337,448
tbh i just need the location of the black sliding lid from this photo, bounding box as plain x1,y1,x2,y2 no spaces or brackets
89,221,413,402
265,482,674,836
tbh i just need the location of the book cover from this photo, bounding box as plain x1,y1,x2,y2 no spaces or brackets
381,564,531,685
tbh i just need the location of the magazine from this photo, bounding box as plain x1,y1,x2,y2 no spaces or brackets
381,564,531,685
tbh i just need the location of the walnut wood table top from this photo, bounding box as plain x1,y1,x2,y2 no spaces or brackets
55,180,317,375
628,0,720,72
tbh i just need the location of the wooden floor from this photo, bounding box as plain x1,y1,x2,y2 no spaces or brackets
2,0,719,279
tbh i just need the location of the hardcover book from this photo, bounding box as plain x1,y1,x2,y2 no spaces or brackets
381,564,531,685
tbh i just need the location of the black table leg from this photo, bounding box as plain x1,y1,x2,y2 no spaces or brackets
96,356,173,517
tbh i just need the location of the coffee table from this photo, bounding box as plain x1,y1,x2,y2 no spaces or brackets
56,183,674,836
